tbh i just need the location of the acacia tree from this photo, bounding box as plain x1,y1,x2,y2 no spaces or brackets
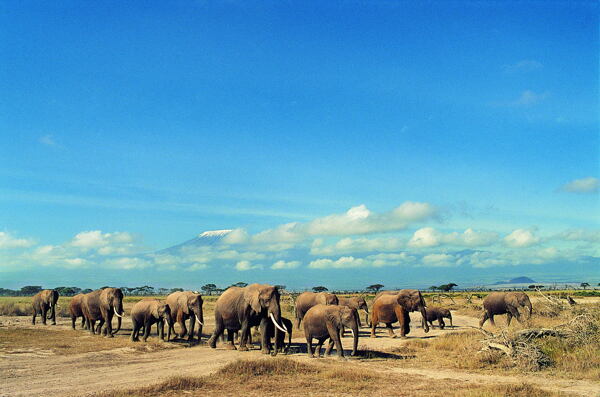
201,284,217,296
312,286,328,293
365,284,384,293
580,282,590,290
438,283,458,292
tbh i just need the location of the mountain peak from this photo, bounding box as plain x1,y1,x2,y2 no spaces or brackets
198,230,233,238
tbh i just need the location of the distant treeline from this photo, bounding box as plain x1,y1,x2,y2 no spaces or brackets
1,282,598,297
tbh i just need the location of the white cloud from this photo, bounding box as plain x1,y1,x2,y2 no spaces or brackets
512,90,549,106
186,263,208,271
70,230,137,255
39,134,60,147
235,260,262,271
422,253,456,267
0,232,36,249
254,202,436,243
408,227,499,248
554,229,600,242
504,228,540,248
103,257,152,270
560,177,599,194
310,236,405,255
271,260,300,270
222,228,250,244
309,252,415,269
503,60,543,73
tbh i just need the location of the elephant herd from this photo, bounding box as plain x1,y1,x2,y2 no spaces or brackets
29,286,534,358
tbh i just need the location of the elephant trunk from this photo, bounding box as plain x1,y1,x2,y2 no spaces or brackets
112,315,122,335
420,305,429,333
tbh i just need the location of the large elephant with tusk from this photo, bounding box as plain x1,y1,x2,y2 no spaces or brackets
32,289,59,325
81,287,124,337
165,291,204,342
207,283,288,355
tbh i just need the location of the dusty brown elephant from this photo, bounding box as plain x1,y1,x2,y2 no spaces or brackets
130,299,172,342
165,291,204,343
370,289,429,338
69,293,87,329
479,291,532,327
303,304,359,358
81,288,124,337
295,291,339,329
422,306,452,329
32,289,59,325
338,296,369,327
207,283,288,355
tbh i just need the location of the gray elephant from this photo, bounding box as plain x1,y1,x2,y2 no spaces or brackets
422,306,452,329
338,296,369,327
69,293,87,329
303,304,359,358
81,287,124,337
370,289,429,338
130,299,172,342
165,291,203,342
32,289,59,325
207,283,288,355
479,291,532,327
295,291,339,329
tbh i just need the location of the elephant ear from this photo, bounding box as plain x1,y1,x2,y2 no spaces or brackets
396,292,413,311
244,286,262,313
505,293,520,308
180,295,190,315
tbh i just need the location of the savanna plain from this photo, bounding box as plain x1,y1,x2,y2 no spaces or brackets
1,291,599,397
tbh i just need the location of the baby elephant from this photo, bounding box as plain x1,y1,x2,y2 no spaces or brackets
265,316,294,354
422,306,452,329
303,304,359,358
130,299,172,342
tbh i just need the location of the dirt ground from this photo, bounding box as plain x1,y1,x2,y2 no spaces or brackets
1,310,599,397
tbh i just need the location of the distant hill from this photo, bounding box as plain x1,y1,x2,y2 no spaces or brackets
157,230,232,255
494,276,535,285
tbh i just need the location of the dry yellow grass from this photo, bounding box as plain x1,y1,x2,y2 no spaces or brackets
93,358,565,397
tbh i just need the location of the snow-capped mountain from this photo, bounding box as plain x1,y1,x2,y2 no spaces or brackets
157,229,232,254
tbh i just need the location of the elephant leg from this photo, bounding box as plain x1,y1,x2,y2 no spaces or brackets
81,316,87,329
224,329,237,350
315,339,325,358
32,310,37,325
208,316,224,348
71,315,76,330
506,312,513,326
479,312,489,328
328,325,344,358
42,307,48,325
143,320,151,342
385,323,396,338
438,317,445,330
489,314,496,327
306,336,314,358
238,320,250,351
370,316,377,338
51,305,56,325
296,315,302,330
131,319,138,341
158,320,164,341
259,318,270,355
324,338,334,356
187,316,195,343
177,313,187,339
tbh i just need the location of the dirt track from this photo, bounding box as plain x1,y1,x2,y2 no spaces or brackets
1,313,599,397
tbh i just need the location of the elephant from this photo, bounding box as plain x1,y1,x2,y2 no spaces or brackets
479,291,532,327
81,287,124,337
165,291,204,342
294,291,339,329
130,299,172,342
422,306,452,329
337,296,369,327
264,316,294,354
303,304,359,358
69,293,88,330
370,289,429,338
207,283,288,355
32,289,59,325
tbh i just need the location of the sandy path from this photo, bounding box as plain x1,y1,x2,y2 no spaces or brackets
1,313,598,397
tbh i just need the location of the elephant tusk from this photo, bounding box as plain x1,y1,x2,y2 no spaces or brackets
113,307,123,318
195,316,203,326
350,329,355,338
270,313,288,334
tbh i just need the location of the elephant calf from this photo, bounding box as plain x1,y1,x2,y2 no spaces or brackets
422,306,452,329
303,304,358,358
337,296,369,327
32,289,59,326
295,291,339,329
130,299,172,342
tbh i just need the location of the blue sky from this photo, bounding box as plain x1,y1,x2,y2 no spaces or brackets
1,1,598,290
